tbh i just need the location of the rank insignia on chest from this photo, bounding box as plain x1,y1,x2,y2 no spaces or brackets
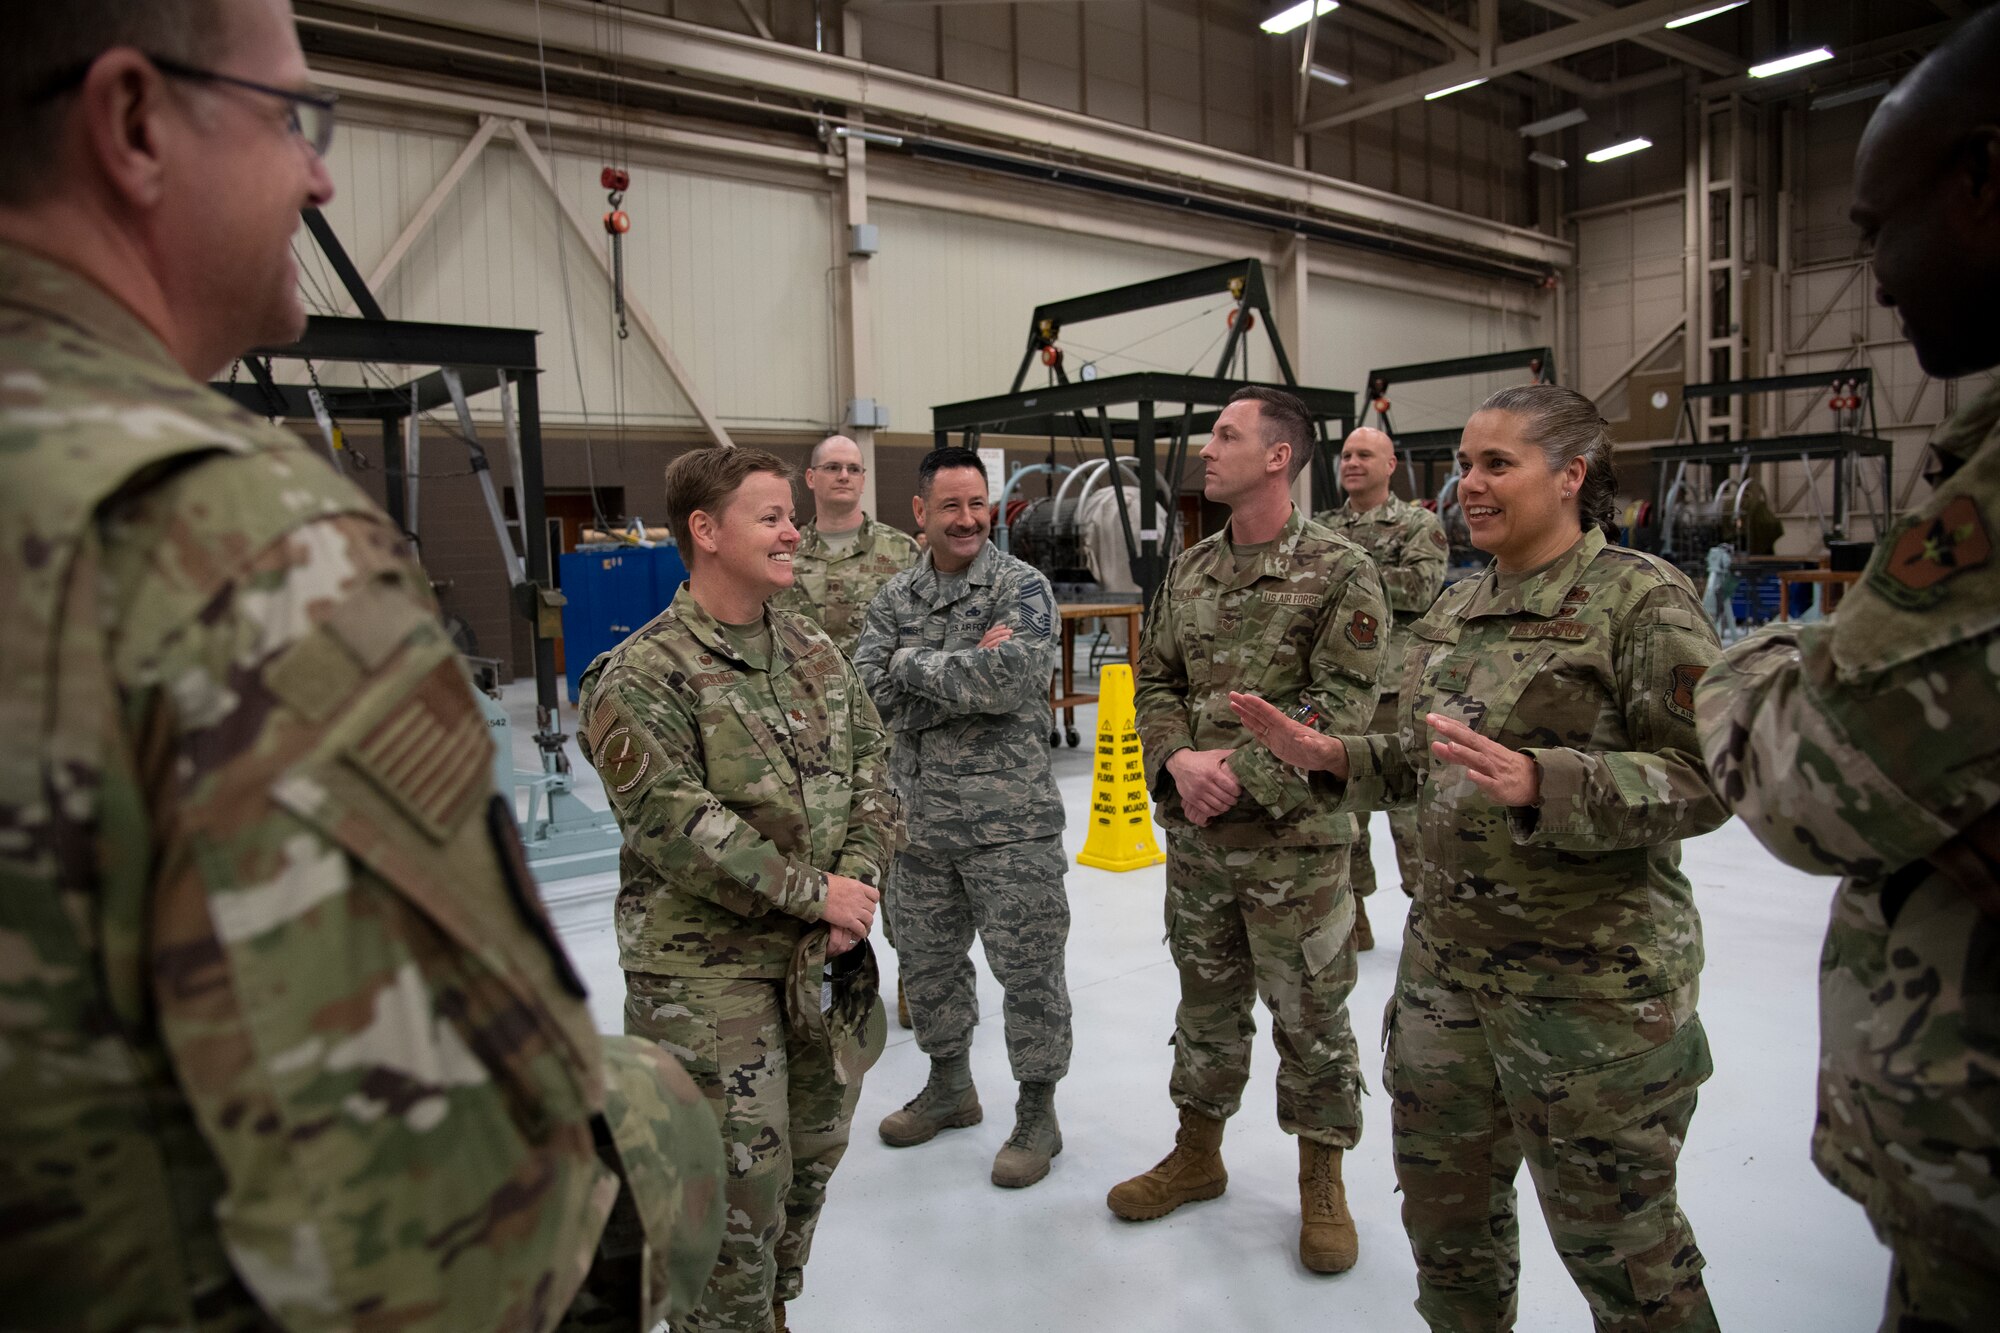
1346,609,1379,649
1431,658,1475,694
1667,663,1705,723
1877,496,1991,605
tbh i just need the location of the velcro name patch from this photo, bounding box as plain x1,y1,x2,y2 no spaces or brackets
1508,621,1591,641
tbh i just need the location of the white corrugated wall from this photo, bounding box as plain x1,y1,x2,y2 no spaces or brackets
301,119,835,432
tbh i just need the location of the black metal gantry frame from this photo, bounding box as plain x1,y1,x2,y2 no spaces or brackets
1655,368,1894,543
934,260,1354,611
932,372,1356,610
1355,347,1558,499
212,209,568,767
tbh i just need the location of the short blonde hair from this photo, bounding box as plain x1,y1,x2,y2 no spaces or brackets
663,447,795,553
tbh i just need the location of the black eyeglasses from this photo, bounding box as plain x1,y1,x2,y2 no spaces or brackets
32,52,338,158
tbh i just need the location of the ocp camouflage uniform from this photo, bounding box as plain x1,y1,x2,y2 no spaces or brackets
578,589,900,1333
0,243,725,1332
770,516,920,658
1696,379,2000,1331
1331,527,1727,1332
1314,494,1449,898
852,540,1072,1082
1134,506,1387,1146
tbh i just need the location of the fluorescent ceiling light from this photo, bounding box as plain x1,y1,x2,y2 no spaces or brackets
1261,0,1337,36
1529,151,1569,170
1665,2,1747,29
1586,137,1653,163
1811,79,1892,111
1749,47,1835,79
1309,65,1351,87
1425,77,1489,101
1520,107,1589,138
834,126,903,147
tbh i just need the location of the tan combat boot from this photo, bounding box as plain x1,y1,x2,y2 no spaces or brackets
772,1300,789,1332
1352,896,1376,952
1105,1107,1228,1221
992,1081,1062,1188
1297,1140,1359,1273
878,1053,981,1147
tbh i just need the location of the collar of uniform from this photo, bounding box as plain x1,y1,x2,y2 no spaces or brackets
1931,378,2000,470
913,538,1000,602
1460,527,1604,621
1340,495,1402,524
798,514,877,561
0,240,183,377
1208,504,1306,590
669,582,806,670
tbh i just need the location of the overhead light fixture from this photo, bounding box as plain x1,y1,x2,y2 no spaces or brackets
1309,65,1351,87
1425,77,1489,101
1749,47,1835,79
1665,2,1747,29
1529,151,1569,170
1811,79,1892,111
1261,0,1337,36
834,126,904,147
1586,136,1653,163
1520,108,1589,138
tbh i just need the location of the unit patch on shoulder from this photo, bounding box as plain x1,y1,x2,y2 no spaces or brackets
1430,528,1450,550
1667,663,1706,723
1875,496,1991,608
595,721,653,800
1346,609,1380,649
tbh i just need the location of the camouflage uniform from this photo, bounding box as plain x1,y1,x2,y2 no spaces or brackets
0,243,724,1332
769,516,920,658
1314,494,1449,898
1696,380,2000,1330
578,590,899,1333
1134,507,1388,1146
852,541,1072,1082
1332,528,1727,1332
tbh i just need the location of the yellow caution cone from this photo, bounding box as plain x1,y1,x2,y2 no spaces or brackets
1077,664,1166,873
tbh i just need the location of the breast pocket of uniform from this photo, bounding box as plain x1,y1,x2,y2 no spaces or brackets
726,688,802,790
788,647,853,779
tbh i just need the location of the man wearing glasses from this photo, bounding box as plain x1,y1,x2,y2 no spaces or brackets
773,434,921,660
0,3,724,1330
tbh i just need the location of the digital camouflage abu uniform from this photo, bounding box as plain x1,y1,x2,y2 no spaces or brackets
1314,493,1449,899
769,516,920,658
1134,506,1388,1147
1697,379,2000,1331
578,588,900,1333
852,540,1072,1083
1331,527,1727,1332
0,243,725,1333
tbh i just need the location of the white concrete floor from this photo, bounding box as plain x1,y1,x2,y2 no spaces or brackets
512,680,1890,1332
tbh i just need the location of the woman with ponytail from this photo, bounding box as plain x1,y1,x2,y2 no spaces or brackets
1229,383,1729,1332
